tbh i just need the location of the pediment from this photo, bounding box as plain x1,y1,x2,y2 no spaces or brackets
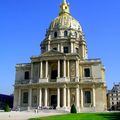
41,50,65,57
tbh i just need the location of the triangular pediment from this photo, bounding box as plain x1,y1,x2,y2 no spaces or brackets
41,50,65,57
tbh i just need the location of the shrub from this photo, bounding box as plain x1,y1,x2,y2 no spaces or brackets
4,104,10,112
70,104,77,113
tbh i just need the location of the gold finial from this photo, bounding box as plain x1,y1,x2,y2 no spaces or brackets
59,0,70,15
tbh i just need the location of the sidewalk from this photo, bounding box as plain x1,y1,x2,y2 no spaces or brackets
0,110,68,120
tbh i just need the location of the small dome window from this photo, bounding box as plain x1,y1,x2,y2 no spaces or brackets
54,31,57,38
75,32,77,37
64,31,68,37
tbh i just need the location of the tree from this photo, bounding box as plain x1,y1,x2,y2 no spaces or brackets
4,104,10,112
70,104,77,113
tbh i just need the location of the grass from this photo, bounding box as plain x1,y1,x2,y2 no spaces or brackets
29,112,120,120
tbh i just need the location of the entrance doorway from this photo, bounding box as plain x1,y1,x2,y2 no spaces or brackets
51,95,57,109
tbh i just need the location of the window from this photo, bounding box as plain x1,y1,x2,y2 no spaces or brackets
54,32,57,38
112,102,114,105
65,6,67,9
23,92,28,104
24,71,29,79
53,47,57,50
75,32,77,37
84,68,90,77
64,47,68,53
85,91,91,103
76,48,78,53
64,31,68,37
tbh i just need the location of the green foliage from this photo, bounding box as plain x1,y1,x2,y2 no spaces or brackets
29,113,120,120
70,104,77,113
4,104,10,112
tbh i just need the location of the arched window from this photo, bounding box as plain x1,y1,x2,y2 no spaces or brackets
64,31,68,37
54,31,57,38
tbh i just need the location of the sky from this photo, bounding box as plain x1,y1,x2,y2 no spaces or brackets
0,0,120,95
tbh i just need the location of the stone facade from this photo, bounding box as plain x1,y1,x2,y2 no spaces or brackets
107,83,120,111
13,0,107,112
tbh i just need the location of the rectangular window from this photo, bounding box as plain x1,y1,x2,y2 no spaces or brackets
64,47,68,53
85,91,91,104
24,71,29,79
23,92,28,104
84,68,90,77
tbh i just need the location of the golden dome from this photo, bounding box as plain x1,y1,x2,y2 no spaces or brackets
49,0,82,31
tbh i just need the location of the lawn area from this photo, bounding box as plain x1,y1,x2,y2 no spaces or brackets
29,112,120,120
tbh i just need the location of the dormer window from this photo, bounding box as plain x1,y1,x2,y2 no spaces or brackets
64,31,68,37
54,31,57,38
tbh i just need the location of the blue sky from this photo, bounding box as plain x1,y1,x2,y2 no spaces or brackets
0,0,120,95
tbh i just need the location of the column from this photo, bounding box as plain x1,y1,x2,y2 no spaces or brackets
80,66,82,80
71,42,73,53
64,60,66,78
39,88,42,107
28,88,32,107
61,43,63,52
67,88,70,108
63,85,66,108
93,87,96,107
76,60,79,77
57,88,60,108
81,88,83,108
30,63,33,83
40,61,43,78
18,88,21,106
48,41,50,51
76,85,80,108
45,61,48,78
58,44,60,51
58,60,60,78
76,60,79,82
67,60,70,78
73,42,75,53
82,44,85,58
44,88,48,107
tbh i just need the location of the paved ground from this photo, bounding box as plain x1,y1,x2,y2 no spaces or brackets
0,110,68,120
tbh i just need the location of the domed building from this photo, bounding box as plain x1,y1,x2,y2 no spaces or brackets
14,0,107,112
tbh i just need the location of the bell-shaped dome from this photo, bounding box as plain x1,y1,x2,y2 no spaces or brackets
49,0,82,31
49,14,82,31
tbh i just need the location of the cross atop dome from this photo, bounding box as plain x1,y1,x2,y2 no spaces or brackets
59,0,70,15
